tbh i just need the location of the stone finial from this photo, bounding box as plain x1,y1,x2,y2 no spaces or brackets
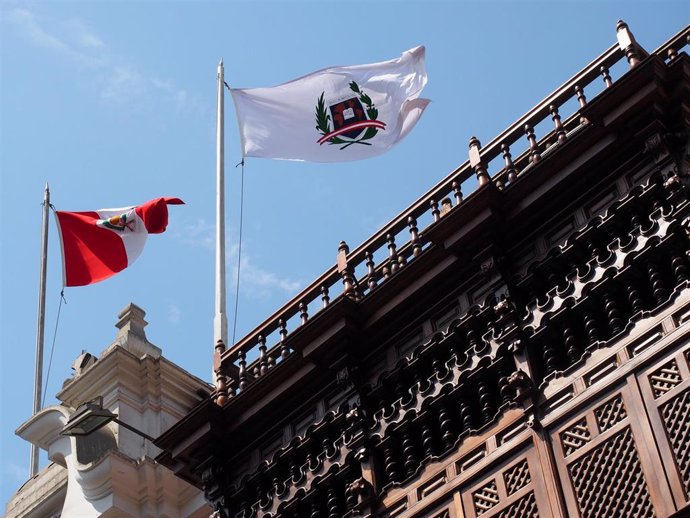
116,303,148,339
111,303,161,358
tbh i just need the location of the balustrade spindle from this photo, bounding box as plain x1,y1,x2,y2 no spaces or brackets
327,484,342,518
383,437,402,483
575,84,587,108
365,250,378,290
542,339,558,376
524,124,541,163
430,199,440,222
408,216,422,257
279,319,289,359
337,241,360,300
299,302,309,325
616,20,640,68
401,428,419,477
670,246,689,284
438,403,455,450
627,280,645,315
600,65,613,88
452,180,463,205
458,396,474,433
563,326,580,365
574,84,588,124
383,265,391,280
497,371,512,405
258,334,268,376
469,136,491,186
238,350,248,391
214,339,228,405
501,143,517,184
420,415,435,457
603,291,624,335
345,483,357,511
647,259,669,306
310,499,323,518
387,233,400,274
227,376,237,398
477,379,495,424
321,285,330,308
583,311,601,344
550,105,567,143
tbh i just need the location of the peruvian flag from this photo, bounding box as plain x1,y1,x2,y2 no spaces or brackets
55,197,184,287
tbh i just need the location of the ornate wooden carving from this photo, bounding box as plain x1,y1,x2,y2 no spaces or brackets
154,23,690,518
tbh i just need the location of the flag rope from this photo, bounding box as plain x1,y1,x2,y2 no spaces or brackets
42,289,66,407
231,158,245,345
40,203,67,407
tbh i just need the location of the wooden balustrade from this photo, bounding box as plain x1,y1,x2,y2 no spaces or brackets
216,22,690,400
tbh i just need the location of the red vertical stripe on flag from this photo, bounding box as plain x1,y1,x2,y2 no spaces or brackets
55,211,128,286
135,197,184,234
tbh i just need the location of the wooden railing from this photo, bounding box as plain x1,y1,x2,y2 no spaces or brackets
214,22,690,402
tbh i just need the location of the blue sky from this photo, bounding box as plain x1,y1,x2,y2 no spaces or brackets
1,0,686,508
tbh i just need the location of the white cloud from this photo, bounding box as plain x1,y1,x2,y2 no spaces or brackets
101,65,147,102
175,217,301,299
168,304,181,324
175,218,215,250
7,7,197,111
65,18,104,48
235,255,302,299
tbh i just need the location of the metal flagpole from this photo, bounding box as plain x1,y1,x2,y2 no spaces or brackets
31,183,50,477
214,59,228,347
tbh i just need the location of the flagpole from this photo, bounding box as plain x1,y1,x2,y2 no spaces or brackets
31,183,50,477
214,59,228,347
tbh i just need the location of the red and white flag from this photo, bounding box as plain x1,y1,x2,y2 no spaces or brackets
55,197,184,287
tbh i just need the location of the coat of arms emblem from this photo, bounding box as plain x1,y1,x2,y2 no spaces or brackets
97,210,136,232
315,81,386,149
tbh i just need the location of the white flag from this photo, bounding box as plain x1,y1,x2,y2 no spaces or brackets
230,46,429,162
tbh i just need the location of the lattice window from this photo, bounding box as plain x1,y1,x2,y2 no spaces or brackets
473,480,500,516
560,418,591,456
568,426,655,518
660,388,690,494
594,395,627,432
497,492,539,518
462,454,544,518
649,359,682,398
503,460,531,495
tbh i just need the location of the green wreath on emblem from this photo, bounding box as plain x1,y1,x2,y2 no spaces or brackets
315,81,380,150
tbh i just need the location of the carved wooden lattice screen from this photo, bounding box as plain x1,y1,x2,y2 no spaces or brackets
460,454,544,518
550,384,675,518
638,342,690,509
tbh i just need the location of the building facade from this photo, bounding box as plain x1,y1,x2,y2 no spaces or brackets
6,304,212,518
156,22,690,518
